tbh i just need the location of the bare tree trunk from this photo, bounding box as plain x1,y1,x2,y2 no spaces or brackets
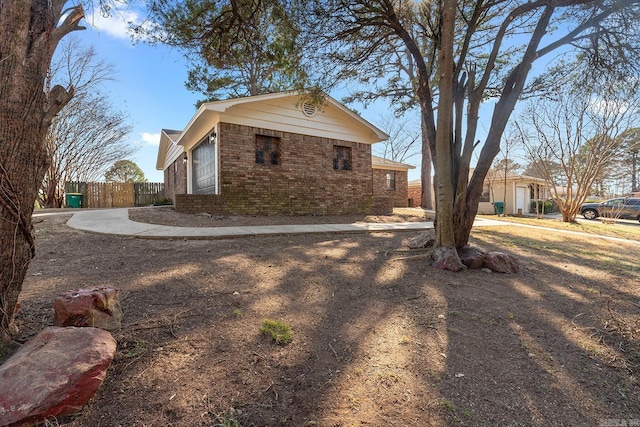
0,0,83,342
420,115,433,209
431,0,464,270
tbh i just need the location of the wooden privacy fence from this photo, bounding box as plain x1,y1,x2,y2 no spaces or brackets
64,181,165,208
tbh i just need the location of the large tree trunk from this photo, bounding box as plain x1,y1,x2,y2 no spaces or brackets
420,115,433,209
0,0,83,342
431,0,464,270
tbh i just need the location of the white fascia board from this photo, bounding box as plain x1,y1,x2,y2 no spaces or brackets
174,103,209,147
176,111,220,152
155,134,169,170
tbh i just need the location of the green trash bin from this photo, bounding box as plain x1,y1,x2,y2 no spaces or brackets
493,201,504,215
66,193,83,208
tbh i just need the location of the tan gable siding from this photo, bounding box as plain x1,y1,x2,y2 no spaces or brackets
208,97,382,146
163,140,184,171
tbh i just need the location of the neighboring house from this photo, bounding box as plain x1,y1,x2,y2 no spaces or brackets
407,171,549,214
371,156,415,208
156,92,396,215
481,171,549,215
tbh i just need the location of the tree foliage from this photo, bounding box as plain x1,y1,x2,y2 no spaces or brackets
143,0,308,103
296,0,640,253
519,73,640,222
41,37,134,208
611,128,640,194
105,160,147,183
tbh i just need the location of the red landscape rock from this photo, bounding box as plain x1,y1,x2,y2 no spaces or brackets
432,246,465,271
0,326,116,427
458,245,486,269
407,230,436,249
53,287,122,330
484,251,520,273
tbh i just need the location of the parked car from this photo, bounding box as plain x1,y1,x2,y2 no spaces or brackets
580,197,640,222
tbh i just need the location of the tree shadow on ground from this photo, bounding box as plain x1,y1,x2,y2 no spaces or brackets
14,217,640,426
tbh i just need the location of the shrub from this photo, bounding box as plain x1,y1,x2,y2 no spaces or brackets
530,200,556,214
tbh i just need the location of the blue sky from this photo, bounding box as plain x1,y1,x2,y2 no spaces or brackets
75,7,424,183
78,8,201,182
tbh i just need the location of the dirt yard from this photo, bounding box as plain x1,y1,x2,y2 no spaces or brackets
10,209,640,426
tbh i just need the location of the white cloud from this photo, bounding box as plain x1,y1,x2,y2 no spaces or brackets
85,8,146,40
141,132,161,146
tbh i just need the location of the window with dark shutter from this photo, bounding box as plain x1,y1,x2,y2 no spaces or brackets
333,145,352,171
255,135,281,165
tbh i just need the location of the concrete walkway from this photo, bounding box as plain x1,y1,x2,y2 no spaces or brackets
64,208,507,239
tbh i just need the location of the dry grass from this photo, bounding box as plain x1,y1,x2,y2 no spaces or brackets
480,214,640,242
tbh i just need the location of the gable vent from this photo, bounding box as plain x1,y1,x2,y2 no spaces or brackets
302,102,317,117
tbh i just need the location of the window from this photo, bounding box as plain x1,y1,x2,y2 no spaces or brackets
255,135,281,165
333,145,352,170
173,161,177,185
386,171,396,190
604,198,624,207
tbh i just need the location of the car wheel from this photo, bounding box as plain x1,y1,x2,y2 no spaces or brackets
582,209,598,220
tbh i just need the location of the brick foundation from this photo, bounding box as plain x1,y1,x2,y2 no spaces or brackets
175,193,392,215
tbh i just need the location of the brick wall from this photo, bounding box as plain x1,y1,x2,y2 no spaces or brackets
175,123,391,215
163,158,187,202
407,184,421,207
372,169,409,207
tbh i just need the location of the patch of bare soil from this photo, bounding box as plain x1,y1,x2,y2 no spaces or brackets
10,213,640,426
128,206,432,227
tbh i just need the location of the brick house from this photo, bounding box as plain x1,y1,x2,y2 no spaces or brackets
156,92,406,215
372,156,414,208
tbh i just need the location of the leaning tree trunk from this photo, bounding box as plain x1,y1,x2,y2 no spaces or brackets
450,6,554,252
0,0,83,342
